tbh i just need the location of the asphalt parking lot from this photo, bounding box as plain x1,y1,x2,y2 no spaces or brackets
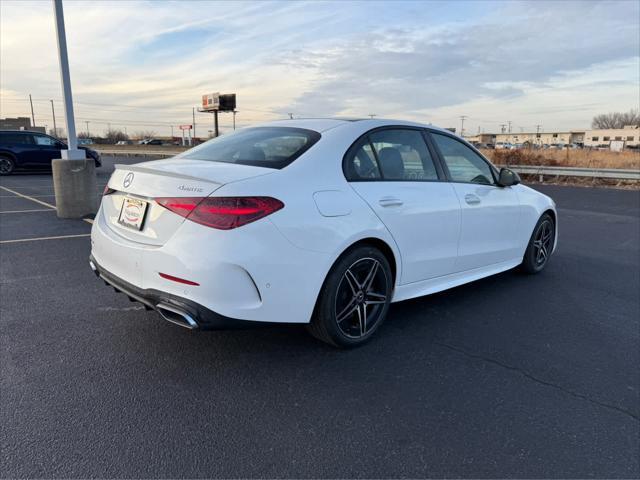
1,157,638,478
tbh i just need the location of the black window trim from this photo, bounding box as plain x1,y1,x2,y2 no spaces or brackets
342,125,447,182
425,129,501,187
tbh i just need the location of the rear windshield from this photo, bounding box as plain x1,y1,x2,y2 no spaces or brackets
178,127,321,169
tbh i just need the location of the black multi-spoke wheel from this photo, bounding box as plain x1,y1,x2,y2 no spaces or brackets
521,213,555,273
335,258,388,338
0,156,14,175
308,245,393,347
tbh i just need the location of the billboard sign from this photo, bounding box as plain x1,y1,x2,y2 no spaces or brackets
201,93,220,112
201,93,236,112
179,124,192,130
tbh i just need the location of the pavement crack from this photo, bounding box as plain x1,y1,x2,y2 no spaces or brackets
434,340,639,422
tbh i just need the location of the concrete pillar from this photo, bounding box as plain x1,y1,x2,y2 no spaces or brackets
52,157,98,218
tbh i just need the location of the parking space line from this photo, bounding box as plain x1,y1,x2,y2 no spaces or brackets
0,186,94,225
0,186,56,209
0,233,91,244
0,209,54,214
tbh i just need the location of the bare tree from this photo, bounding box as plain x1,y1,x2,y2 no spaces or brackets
592,109,640,129
132,130,156,140
104,129,129,144
49,127,65,138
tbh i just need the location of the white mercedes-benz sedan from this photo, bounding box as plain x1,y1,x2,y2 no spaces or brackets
90,118,557,347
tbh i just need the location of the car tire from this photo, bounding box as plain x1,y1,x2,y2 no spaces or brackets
308,245,393,348
0,156,15,175
520,213,555,274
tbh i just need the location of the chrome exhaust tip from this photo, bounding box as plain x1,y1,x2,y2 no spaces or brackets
156,303,198,330
89,260,99,277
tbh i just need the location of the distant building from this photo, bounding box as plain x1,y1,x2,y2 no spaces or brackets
464,133,496,146
0,116,46,134
494,131,585,147
584,125,639,148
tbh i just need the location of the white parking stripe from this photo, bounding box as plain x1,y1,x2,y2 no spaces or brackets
0,186,94,225
0,233,91,244
0,186,56,208
0,194,56,197
0,209,54,214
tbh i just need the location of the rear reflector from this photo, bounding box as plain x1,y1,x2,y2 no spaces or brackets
158,272,200,286
156,196,284,230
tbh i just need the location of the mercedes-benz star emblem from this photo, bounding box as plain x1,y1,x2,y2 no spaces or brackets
123,172,134,188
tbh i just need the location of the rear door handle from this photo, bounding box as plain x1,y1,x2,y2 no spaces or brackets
378,197,403,207
465,194,481,205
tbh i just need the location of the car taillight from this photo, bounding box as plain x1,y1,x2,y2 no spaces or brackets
155,196,284,230
103,186,115,195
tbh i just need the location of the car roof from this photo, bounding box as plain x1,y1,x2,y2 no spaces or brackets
250,118,453,134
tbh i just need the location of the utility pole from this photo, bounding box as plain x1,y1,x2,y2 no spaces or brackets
52,0,95,219
29,94,36,127
500,124,506,134
459,115,467,137
214,110,219,137
85,120,90,137
50,100,57,137
233,110,237,130
368,114,377,119
171,125,174,138
288,113,293,119
508,121,512,133
192,107,196,140
535,124,542,134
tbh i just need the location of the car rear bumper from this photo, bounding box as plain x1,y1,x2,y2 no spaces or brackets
90,201,333,324
89,255,262,330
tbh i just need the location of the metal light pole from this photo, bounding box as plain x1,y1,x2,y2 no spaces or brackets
29,94,36,127
51,0,96,218
50,100,57,137
192,107,196,140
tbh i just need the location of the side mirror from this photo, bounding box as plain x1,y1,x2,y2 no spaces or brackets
498,167,520,187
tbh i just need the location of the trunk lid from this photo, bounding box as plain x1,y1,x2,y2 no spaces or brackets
101,159,275,245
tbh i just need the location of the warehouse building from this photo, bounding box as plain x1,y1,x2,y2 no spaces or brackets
493,131,585,147
583,125,639,148
0,116,46,134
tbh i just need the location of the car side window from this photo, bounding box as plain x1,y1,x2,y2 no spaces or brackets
0,133,34,145
33,134,57,146
368,129,438,181
431,133,495,185
344,139,382,180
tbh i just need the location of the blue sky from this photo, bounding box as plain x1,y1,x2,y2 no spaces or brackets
1,0,638,137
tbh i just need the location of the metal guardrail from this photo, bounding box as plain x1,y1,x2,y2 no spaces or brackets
98,151,640,181
502,165,640,181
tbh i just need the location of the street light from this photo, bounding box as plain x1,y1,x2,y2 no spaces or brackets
51,0,97,218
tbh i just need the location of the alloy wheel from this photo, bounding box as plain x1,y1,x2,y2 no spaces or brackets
334,257,389,338
0,158,12,174
533,220,553,266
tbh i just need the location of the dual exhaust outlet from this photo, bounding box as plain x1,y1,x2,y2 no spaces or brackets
90,260,198,330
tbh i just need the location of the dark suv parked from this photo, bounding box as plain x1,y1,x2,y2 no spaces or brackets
0,130,101,175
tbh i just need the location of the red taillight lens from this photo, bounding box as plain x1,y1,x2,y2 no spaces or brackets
155,196,284,230
103,186,115,195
